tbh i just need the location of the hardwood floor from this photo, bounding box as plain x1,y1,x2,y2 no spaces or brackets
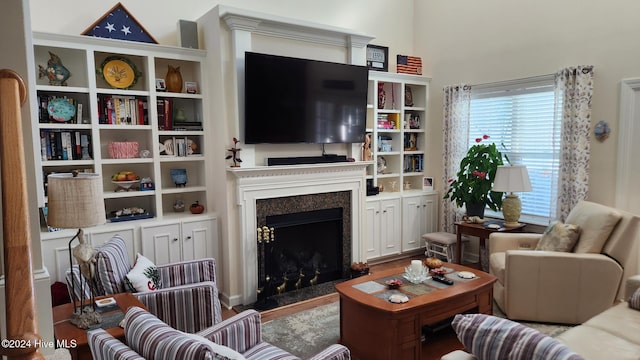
221,255,482,360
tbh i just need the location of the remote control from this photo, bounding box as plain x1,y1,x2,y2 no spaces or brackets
432,275,454,285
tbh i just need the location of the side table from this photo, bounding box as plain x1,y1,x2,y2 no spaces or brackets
454,221,526,271
53,293,146,360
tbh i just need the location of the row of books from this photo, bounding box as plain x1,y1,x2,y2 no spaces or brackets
39,129,92,161
37,95,84,124
39,95,202,131
98,95,149,125
403,154,423,173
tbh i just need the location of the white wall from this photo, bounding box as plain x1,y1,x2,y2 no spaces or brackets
416,0,637,208
29,0,415,53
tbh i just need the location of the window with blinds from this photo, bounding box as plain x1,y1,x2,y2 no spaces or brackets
470,76,560,223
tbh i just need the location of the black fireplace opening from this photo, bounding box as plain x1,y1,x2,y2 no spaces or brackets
257,207,343,301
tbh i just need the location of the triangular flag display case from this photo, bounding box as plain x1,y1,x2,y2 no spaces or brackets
82,2,158,44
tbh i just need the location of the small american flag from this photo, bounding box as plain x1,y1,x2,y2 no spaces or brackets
82,2,157,44
397,55,422,75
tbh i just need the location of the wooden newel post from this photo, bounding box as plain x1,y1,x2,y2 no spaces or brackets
0,69,44,359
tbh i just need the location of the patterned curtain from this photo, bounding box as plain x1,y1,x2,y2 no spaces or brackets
441,84,471,232
554,66,594,220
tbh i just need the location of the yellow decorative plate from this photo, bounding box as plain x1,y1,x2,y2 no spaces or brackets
99,56,140,89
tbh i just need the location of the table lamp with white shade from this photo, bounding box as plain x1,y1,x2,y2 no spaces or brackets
492,165,532,227
47,171,106,328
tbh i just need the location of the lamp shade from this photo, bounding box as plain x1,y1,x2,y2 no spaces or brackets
492,165,532,193
47,173,106,228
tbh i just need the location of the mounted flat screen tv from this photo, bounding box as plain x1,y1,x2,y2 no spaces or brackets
244,52,368,144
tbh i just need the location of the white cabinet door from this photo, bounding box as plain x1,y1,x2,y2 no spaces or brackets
423,193,438,234
380,198,401,257
181,218,213,261
402,195,424,252
365,200,381,259
141,222,181,265
365,197,401,260
402,193,439,252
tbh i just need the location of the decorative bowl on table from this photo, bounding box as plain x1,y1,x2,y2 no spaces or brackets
111,180,140,191
430,267,447,277
423,257,444,269
385,278,403,289
404,265,429,284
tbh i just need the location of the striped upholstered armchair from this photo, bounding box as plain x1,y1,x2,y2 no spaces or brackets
66,235,222,333
88,306,350,360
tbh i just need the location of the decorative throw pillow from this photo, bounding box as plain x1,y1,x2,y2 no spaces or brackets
451,314,584,360
629,287,640,310
535,221,580,252
124,253,161,293
94,235,132,295
565,201,622,253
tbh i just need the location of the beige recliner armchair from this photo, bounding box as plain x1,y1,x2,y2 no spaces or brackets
489,201,640,324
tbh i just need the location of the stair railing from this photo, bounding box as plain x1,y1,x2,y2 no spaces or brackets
0,69,44,359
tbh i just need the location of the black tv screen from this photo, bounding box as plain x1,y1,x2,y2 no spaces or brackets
244,52,368,144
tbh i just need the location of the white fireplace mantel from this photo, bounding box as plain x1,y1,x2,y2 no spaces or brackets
229,162,369,304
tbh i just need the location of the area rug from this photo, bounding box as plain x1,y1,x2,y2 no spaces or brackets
261,300,574,358
262,301,340,358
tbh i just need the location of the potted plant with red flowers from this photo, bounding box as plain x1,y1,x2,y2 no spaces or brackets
444,135,505,218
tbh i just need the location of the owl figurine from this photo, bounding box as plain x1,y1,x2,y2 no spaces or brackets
38,51,71,86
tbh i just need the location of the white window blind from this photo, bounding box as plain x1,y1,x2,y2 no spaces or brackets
470,76,560,223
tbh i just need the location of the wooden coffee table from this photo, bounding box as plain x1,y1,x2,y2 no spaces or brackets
335,263,496,360
53,293,147,360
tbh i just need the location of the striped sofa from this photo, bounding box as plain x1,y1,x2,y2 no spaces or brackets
66,235,222,333
88,306,351,360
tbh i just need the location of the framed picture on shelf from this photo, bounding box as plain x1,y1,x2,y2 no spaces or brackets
423,176,434,191
156,79,166,91
366,44,388,72
185,81,198,94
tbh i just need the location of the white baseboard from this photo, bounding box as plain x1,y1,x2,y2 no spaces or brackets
220,292,243,309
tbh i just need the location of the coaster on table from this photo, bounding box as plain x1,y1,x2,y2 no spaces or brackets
389,294,409,303
457,271,476,279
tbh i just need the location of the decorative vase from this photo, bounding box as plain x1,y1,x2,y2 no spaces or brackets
170,168,187,187
466,202,486,218
377,82,386,109
165,65,183,93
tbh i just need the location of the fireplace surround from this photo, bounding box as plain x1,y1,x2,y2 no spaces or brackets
230,162,368,304
255,192,351,300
